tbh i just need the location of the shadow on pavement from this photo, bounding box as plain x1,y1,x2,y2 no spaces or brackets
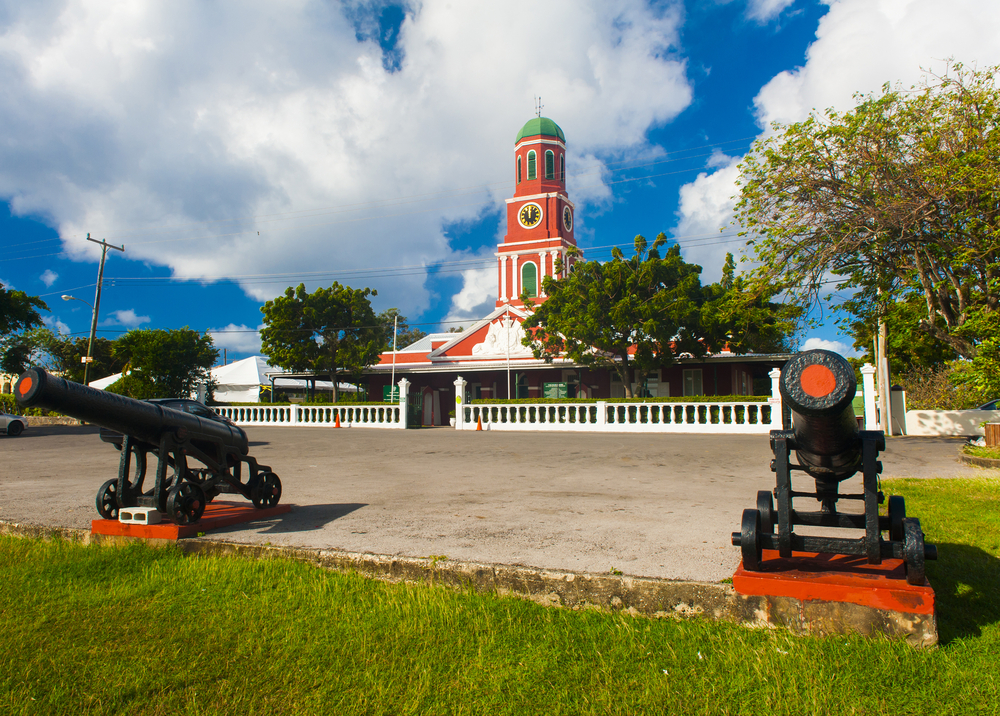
208,503,368,536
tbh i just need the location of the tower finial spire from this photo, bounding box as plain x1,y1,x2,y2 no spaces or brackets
534,95,543,118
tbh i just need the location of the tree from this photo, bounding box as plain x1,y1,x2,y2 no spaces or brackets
735,63,1000,361
844,293,957,373
107,327,218,399
521,234,705,397
0,284,49,375
47,335,124,384
377,308,427,351
700,253,803,354
260,282,382,402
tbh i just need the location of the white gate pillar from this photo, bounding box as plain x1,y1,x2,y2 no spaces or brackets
454,376,467,429
398,377,410,429
860,364,878,430
768,368,782,427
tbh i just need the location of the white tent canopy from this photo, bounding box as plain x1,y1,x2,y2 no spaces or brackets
87,356,358,403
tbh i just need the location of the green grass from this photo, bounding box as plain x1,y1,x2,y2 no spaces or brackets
0,477,998,715
963,444,1000,461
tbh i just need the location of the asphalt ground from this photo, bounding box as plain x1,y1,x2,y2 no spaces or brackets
0,425,988,582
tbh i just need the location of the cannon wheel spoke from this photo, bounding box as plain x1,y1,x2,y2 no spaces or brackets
251,472,282,509
166,482,206,525
903,518,926,586
96,479,120,520
739,508,762,571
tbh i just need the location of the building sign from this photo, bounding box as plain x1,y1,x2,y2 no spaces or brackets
543,382,568,399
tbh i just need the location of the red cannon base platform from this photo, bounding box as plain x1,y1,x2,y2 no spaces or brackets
91,501,292,541
734,549,934,614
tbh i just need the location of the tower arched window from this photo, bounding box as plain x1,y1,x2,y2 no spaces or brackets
560,154,565,181
517,156,522,184
527,151,536,180
545,150,554,180
521,262,538,298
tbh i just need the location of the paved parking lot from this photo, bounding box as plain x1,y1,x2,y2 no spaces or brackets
0,425,986,582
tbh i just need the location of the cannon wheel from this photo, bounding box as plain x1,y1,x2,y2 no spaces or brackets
887,495,906,542
903,517,926,586
739,508,763,571
96,479,121,520
166,482,206,525
251,472,282,509
756,490,776,532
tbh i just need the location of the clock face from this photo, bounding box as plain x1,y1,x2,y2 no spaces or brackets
518,202,542,229
562,205,573,232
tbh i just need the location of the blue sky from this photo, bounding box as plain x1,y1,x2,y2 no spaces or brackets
2,0,998,364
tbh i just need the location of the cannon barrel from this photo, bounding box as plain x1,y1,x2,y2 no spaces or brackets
14,367,248,455
778,349,862,481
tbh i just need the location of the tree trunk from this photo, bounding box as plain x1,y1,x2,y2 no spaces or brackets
619,359,634,398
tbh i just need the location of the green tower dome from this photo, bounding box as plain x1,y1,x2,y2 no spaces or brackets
515,117,565,143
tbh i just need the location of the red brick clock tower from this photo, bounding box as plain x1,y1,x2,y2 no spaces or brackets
497,117,579,308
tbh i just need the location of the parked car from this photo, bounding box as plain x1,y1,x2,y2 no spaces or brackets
977,399,1000,410
99,398,236,448
0,412,27,437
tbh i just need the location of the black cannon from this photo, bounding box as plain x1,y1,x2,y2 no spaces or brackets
14,367,281,525
732,350,936,585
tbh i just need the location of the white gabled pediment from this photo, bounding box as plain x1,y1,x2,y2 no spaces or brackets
429,305,534,360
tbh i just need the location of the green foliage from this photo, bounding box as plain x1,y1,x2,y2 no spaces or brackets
260,283,381,403
377,308,427,350
0,284,49,375
522,240,797,397
736,63,1000,363
894,363,989,410
522,235,705,397
108,327,218,399
701,252,803,354
846,293,958,372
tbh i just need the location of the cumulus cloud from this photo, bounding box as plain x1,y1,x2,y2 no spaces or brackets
801,337,860,358
39,269,58,287
0,0,692,321
208,323,263,355
42,315,71,335
102,309,150,328
672,0,1000,282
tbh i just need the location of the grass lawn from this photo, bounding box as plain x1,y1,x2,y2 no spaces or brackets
1,477,998,715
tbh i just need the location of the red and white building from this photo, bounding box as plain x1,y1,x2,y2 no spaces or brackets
368,117,788,425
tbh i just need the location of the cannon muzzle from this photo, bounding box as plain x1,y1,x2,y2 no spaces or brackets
778,349,862,481
14,367,248,455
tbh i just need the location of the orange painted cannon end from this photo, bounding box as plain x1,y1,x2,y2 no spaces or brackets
92,501,292,540
733,550,934,615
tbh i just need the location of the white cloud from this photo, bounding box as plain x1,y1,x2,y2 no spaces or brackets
746,0,798,23
208,323,263,355
39,269,58,286
42,315,70,335
801,337,860,358
0,1,692,318
672,0,1000,282
672,155,743,281
102,309,150,327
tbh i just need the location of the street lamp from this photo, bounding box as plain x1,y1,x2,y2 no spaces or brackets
62,294,97,384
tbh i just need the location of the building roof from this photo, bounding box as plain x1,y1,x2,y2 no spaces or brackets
515,117,565,143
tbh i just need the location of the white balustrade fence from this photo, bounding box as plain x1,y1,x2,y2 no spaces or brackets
214,403,405,429
457,400,777,433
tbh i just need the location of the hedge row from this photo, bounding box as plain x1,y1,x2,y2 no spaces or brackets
469,395,769,405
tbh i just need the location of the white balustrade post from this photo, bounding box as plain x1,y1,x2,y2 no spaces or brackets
768,368,782,427
454,376,466,429
860,364,878,430
398,377,410,429
289,402,299,426
597,400,607,428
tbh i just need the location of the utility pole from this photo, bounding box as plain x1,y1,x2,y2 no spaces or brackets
84,234,125,385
